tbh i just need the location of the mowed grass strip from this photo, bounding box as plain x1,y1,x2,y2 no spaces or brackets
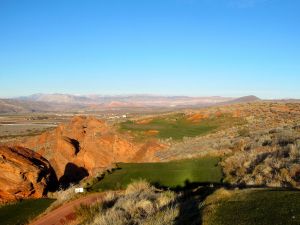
120,113,243,140
91,157,223,191
0,198,55,225
204,189,300,225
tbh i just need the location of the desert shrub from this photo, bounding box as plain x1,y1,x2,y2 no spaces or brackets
237,128,250,137
269,127,284,134
141,206,179,225
296,139,300,148
46,184,80,213
49,184,77,203
290,164,300,181
293,124,300,132
275,130,299,146
125,179,153,195
76,202,104,223
92,209,131,225
231,139,247,152
222,126,300,188
288,144,300,159
77,181,178,225
256,134,273,147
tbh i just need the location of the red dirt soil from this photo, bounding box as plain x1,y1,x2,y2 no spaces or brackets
136,118,153,125
187,113,209,122
30,193,106,225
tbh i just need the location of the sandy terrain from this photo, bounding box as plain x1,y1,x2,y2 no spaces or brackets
30,193,106,225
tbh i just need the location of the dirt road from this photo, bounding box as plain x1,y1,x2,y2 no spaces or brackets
30,193,105,225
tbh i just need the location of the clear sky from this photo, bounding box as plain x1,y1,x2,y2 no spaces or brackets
0,0,299,99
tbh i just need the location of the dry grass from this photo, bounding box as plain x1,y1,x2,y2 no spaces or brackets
202,188,300,225
76,180,178,225
202,188,234,225
125,179,154,195
44,184,83,214
222,124,300,188
204,188,233,206
46,171,107,214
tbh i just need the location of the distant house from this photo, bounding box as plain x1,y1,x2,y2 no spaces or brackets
122,114,127,118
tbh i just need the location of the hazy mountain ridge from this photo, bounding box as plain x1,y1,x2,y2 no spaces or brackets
0,98,85,113
18,93,233,105
0,94,261,113
218,95,261,105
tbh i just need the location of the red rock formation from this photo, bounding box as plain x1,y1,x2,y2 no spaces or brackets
16,116,164,185
0,146,56,203
187,113,209,122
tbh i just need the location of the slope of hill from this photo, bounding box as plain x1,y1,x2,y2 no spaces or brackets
0,99,85,113
223,95,261,104
19,93,93,104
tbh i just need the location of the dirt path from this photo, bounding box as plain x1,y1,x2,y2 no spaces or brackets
30,193,105,225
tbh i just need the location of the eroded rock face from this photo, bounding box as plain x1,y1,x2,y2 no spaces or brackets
16,116,164,186
0,146,57,203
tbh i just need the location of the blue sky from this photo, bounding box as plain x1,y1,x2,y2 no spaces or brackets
0,0,299,98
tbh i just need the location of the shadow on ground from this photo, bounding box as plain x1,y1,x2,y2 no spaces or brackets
59,163,89,189
155,180,300,225
152,180,222,225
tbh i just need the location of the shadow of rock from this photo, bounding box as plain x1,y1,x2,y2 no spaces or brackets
44,166,59,193
58,163,89,189
69,138,80,155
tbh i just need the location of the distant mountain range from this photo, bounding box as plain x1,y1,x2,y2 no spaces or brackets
0,94,261,113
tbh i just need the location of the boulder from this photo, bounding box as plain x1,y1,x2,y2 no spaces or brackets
0,146,57,203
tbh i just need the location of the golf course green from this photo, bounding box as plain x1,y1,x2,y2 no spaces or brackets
91,157,223,191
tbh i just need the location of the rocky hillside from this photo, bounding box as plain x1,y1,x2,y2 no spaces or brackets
10,116,164,187
0,146,56,203
222,125,300,188
156,102,300,161
153,102,300,188
0,94,262,113
0,98,85,113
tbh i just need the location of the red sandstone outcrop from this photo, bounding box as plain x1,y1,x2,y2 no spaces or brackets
15,116,164,185
0,146,56,203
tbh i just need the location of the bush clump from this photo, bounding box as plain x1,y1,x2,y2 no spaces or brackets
222,125,300,188
76,180,178,225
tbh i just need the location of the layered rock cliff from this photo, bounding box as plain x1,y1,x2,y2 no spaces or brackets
0,146,56,203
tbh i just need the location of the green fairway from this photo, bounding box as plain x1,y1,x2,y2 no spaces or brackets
91,157,223,191
205,189,300,225
120,113,243,140
0,198,55,225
